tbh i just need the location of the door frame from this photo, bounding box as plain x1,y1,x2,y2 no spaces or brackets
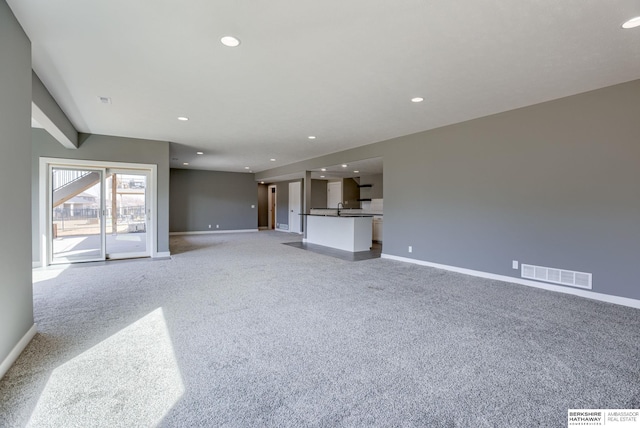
39,157,158,266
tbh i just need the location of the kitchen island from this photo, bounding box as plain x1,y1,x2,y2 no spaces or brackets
304,213,373,252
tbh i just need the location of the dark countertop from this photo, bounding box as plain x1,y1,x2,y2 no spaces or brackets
311,207,361,210
300,213,376,218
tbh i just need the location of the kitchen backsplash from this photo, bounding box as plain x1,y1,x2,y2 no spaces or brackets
361,198,383,214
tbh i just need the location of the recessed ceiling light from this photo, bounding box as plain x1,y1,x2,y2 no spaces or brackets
411,97,424,103
177,116,189,121
308,136,316,140
244,166,250,169
183,162,189,166
196,151,204,155
341,164,348,168
260,181,265,184
622,16,640,29
321,168,327,171
354,170,359,173
270,158,276,161
320,175,325,178
221,36,241,47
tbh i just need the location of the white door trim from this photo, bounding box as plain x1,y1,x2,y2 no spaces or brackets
39,157,158,266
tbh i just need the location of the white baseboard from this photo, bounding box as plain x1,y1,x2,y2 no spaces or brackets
170,229,258,236
0,324,37,380
381,254,640,310
154,251,171,258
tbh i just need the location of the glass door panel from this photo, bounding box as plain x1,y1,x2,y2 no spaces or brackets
105,170,149,259
51,167,105,263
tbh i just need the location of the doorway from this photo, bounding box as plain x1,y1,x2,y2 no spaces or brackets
268,185,276,229
42,158,156,265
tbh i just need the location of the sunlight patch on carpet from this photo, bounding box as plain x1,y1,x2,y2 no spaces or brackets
33,265,70,284
27,308,184,427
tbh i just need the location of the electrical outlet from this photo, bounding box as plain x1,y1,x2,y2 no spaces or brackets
512,260,519,270
216,224,219,229
408,245,412,253
208,224,211,229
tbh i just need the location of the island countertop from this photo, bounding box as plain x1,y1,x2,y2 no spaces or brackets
300,213,377,217
306,208,382,217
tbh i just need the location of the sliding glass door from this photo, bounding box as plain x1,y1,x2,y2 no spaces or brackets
49,165,151,264
105,170,149,259
51,167,105,263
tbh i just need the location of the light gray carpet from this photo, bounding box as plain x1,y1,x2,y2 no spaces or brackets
1,231,639,427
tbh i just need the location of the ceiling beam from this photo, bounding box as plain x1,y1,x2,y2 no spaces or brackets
32,70,78,149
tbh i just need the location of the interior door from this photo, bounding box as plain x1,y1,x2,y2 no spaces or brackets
327,181,342,208
289,181,301,233
105,170,150,259
50,166,105,263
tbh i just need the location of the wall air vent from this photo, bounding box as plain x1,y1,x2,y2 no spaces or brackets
521,263,592,290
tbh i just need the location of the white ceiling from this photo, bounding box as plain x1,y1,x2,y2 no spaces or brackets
309,158,383,181
8,0,640,174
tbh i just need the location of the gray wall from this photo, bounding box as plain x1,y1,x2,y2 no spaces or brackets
276,181,289,229
257,184,268,228
311,179,327,209
0,0,34,370
359,173,383,199
258,79,640,301
383,80,640,301
170,169,257,232
342,178,360,208
32,130,170,260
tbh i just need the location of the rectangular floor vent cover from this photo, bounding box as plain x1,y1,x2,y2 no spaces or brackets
521,264,592,289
